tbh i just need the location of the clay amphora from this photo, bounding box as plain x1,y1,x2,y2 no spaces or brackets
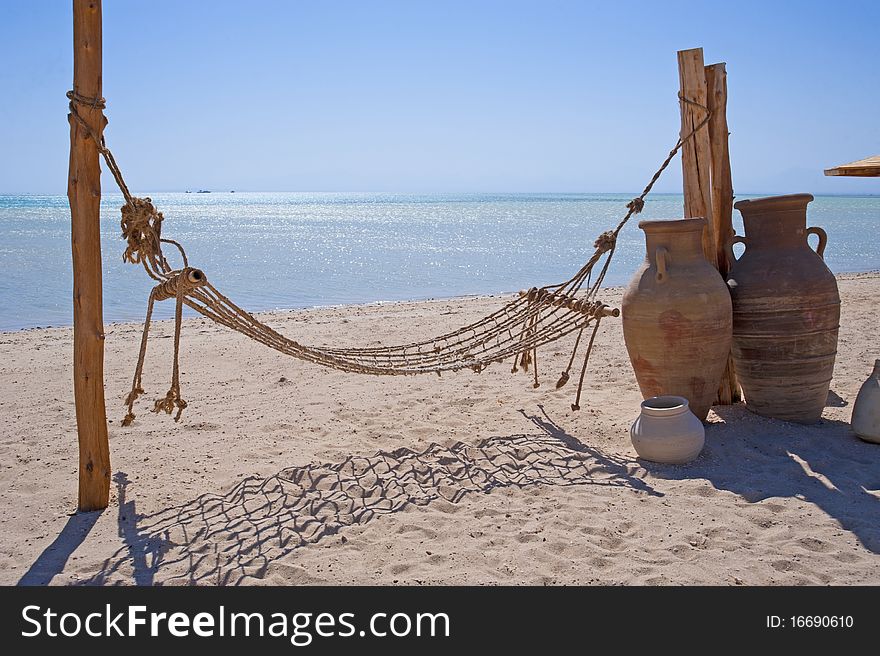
727,194,840,424
622,218,733,421
852,360,880,443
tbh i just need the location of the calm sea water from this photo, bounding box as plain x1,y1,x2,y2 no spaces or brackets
0,192,877,331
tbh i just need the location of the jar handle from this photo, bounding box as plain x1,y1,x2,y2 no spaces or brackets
806,226,827,259
725,235,747,264
654,246,669,284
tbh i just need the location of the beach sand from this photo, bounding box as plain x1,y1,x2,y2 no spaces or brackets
1,272,878,586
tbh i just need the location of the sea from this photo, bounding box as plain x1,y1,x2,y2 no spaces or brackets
0,192,878,331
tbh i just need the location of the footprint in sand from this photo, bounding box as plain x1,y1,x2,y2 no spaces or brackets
395,524,439,540
797,536,831,553
183,422,220,431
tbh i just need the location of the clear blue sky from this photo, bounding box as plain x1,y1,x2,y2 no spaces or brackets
1,0,878,194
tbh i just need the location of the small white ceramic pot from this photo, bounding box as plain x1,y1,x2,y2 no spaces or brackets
630,395,705,464
852,359,880,444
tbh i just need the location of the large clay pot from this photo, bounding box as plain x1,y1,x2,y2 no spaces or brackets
851,359,880,443
727,193,840,424
622,218,733,421
630,395,705,464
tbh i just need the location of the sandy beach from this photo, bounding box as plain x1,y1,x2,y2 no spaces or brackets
1,271,878,586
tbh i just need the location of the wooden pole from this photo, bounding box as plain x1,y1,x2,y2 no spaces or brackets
69,0,110,511
705,62,741,404
677,47,717,267
704,63,733,277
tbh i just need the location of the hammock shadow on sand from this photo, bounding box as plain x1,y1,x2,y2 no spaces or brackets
83,409,658,585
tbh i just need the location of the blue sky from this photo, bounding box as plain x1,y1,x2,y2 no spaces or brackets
1,0,878,194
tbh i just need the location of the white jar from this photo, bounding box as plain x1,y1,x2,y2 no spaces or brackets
852,359,880,444
630,395,705,464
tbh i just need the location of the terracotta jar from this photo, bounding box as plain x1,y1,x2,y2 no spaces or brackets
727,194,840,424
622,218,733,421
630,395,705,464
851,359,880,443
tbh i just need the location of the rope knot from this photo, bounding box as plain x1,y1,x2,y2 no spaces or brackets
121,197,166,267
123,386,144,407
153,388,188,422
593,230,617,254
626,197,645,214
121,386,145,427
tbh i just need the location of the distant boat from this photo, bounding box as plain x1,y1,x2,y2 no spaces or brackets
197,190,211,193
230,190,235,193
185,190,191,193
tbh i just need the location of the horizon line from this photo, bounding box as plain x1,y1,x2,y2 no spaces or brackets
2,190,878,197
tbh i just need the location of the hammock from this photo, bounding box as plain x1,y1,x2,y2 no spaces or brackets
66,90,708,425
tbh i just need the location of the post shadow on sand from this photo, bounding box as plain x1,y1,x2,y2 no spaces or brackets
641,401,880,554
81,411,657,585
17,508,102,585
79,472,172,586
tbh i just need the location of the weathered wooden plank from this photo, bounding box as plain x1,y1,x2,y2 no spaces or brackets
824,155,880,177
705,61,741,405
677,47,716,267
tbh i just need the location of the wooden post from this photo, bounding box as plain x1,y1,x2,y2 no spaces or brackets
69,0,111,511
677,47,716,267
705,62,741,404
705,63,733,277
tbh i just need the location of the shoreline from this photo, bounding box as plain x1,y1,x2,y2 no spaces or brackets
4,269,879,335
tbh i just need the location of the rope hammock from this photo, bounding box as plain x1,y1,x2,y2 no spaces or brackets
66,90,710,425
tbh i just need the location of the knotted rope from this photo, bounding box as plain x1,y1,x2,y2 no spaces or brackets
67,90,710,424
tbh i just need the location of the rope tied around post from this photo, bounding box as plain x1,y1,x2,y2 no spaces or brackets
66,89,106,110
68,90,133,204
